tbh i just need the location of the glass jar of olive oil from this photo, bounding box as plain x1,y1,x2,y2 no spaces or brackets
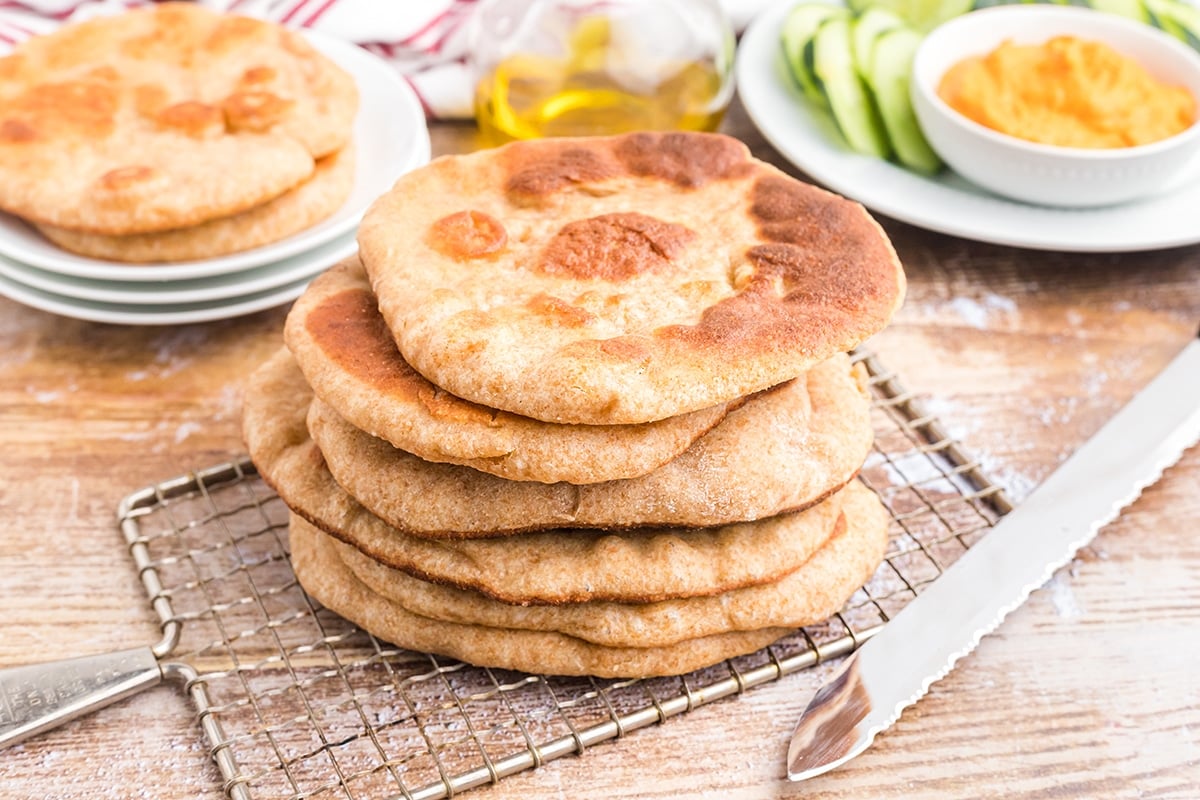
468,0,735,144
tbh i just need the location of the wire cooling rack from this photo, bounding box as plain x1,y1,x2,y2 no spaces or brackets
114,349,1011,800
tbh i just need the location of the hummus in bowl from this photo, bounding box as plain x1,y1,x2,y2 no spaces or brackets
910,5,1200,208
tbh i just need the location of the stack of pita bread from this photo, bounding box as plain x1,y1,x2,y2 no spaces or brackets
243,131,906,678
0,3,358,262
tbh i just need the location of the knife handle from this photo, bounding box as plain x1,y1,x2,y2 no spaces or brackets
0,646,162,749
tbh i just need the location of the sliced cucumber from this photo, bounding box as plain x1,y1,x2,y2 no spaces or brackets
781,3,846,107
1155,0,1200,49
813,16,892,158
851,7,905,80
845,0,975,31
868,27,943,173
1085,0,1150,22
1144,0,1184,34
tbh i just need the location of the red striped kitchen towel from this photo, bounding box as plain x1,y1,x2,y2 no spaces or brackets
0,0,766,120
0,0,480,119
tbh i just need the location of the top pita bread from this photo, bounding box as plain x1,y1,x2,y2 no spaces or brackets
0,2,358,234
358,131,904,425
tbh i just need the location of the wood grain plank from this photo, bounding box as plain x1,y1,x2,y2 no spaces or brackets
0,98,1197,800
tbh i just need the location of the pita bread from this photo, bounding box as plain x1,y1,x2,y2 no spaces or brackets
290,519,795,678
242,349,850,603
284,256,732,484
307,351,870,536
357,131,904,425
329,480,888,648
0,2,357,234
36,144,355,262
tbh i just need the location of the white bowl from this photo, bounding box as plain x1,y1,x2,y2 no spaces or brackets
910,5,1200,208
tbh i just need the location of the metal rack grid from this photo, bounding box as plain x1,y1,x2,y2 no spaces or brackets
115,349,1011,800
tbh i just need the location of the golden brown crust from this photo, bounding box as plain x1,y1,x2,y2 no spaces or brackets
284,257,733,484
538,212,697,281
502,141,622,202
427,210,509,259
358,131,904,425
612,131,757,187
0,3,358,235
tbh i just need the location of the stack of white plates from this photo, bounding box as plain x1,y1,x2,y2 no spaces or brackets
0,35,431,325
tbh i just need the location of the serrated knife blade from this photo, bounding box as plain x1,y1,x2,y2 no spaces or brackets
787,329,1200,781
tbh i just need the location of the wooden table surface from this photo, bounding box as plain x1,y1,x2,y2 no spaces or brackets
2,97,1198,800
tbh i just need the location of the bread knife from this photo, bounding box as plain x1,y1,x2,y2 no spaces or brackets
787,328,1200,781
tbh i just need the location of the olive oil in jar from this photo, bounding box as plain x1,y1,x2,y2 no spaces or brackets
471,2,734,143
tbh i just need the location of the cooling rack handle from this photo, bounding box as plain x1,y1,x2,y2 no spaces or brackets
0,646,162,749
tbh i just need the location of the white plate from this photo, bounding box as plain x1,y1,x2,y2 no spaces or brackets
736,0,1200,253
0,32,430,280
0,230,355,305
0,268,314,325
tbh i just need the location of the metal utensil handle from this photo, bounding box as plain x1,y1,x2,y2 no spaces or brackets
0,646,162,749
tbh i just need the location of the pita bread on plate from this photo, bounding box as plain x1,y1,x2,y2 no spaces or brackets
0,2,357,234
36,144,355,262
